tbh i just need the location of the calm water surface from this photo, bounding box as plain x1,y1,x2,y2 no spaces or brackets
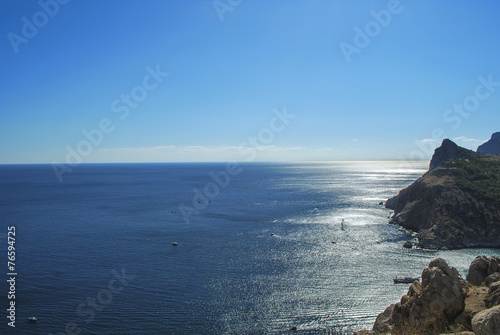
1,162,499,334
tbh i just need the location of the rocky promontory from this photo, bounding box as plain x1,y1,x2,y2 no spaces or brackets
386,138,500,249
477,132,500,155
354,256,500,335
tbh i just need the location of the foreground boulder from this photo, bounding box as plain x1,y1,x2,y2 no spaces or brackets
472,305,500,335
465,256,500,310
373,258,466,332
466,256,500,286
358,256,500,335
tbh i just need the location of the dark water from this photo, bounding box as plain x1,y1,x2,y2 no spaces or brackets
1,162,499,334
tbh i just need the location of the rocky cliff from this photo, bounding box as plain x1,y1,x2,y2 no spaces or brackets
477,132,500,155
354,257,500,335
386,139,500,249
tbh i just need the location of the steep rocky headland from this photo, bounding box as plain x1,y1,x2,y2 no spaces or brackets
354,256,500,335
477,132,500,155
385,138,500,249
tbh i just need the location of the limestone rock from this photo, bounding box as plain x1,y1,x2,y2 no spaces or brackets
372,303,396,333
419,258,465,327
371,255,500,334
408,280,422,296
488,257,500,274
372,258,466,332
467,256,490,286
472,305,500,335
484,273,500,287
466,256,500,286
487,281,500,308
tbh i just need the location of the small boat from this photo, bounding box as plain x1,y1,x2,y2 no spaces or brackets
393,276,419,284
28,316,37,322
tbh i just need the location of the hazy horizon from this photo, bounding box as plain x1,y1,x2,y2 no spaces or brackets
0,159,431,165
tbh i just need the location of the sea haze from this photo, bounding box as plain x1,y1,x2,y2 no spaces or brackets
1,162,499,334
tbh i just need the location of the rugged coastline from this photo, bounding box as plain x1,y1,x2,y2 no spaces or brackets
352,135,500,334
385,138,500,250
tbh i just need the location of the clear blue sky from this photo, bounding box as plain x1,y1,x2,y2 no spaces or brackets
1,0,499,164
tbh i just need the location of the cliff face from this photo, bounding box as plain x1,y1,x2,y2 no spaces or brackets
477,132,500,155
429,138,459,170
386,139,500,249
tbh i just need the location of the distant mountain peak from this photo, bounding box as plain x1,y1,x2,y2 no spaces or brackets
477,132,500,155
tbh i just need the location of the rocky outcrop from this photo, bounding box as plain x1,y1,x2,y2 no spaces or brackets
429,138,460,170
386,139,500,249
477,132,500,155
466,256,500,286
488,281,500,308
365,256,500,335
373,258,466,333
468,257,500,334
372,303,396,332
466,256,500,310
453,257,500,331
472,305,500,335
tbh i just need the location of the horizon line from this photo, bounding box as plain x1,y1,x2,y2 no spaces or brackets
0,159,430,166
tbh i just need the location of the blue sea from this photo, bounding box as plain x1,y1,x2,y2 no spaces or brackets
1,162,499,334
